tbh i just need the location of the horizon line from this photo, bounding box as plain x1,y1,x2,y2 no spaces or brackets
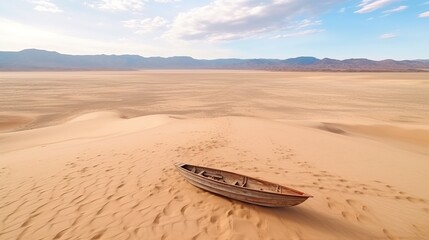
2,48,428,62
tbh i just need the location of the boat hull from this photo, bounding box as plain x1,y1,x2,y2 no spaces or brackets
175,163,311,207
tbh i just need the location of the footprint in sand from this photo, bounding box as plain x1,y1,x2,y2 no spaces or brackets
341,211,356,221
382,228,398,240
180,204,189,215
209,215,218,223
153,214,161,225
162,200,176,216
90,230,106,240
326,197,342,211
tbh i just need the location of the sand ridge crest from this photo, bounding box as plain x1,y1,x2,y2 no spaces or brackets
317,122,429,155
67,111,125,123
0,112,176,153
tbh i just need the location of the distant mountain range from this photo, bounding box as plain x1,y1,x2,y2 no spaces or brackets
1,49,428,71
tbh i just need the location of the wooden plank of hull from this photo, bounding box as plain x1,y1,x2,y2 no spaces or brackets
175,163,311,207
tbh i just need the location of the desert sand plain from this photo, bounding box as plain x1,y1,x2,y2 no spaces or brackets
0,70,428,240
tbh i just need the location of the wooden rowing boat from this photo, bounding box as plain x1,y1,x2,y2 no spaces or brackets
175,163,312,207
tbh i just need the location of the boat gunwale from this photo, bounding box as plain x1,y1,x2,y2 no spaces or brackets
175,163,313,198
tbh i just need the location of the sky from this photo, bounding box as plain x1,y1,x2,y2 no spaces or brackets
0,0,428,60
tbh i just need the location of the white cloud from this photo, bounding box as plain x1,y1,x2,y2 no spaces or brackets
382,5,407,14
294,19,322,29
355,0,395,14
379,33,396,39
0,18,234,59
419,11,429,18
154,0,180,2
165,0,341,41
85,0,147,11
123,17,169,33
274,29,324,39
32,0,62,13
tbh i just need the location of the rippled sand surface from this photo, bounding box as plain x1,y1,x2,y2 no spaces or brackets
0,71,428,240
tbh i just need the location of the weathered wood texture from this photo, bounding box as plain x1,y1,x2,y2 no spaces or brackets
175,163,312,207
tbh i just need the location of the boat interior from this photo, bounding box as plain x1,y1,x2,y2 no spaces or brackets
182,164,303,195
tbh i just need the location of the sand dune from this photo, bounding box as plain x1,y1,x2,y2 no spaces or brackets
1,112,428,240
0,71,428,239
0,112,174,153
319,123,429,155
